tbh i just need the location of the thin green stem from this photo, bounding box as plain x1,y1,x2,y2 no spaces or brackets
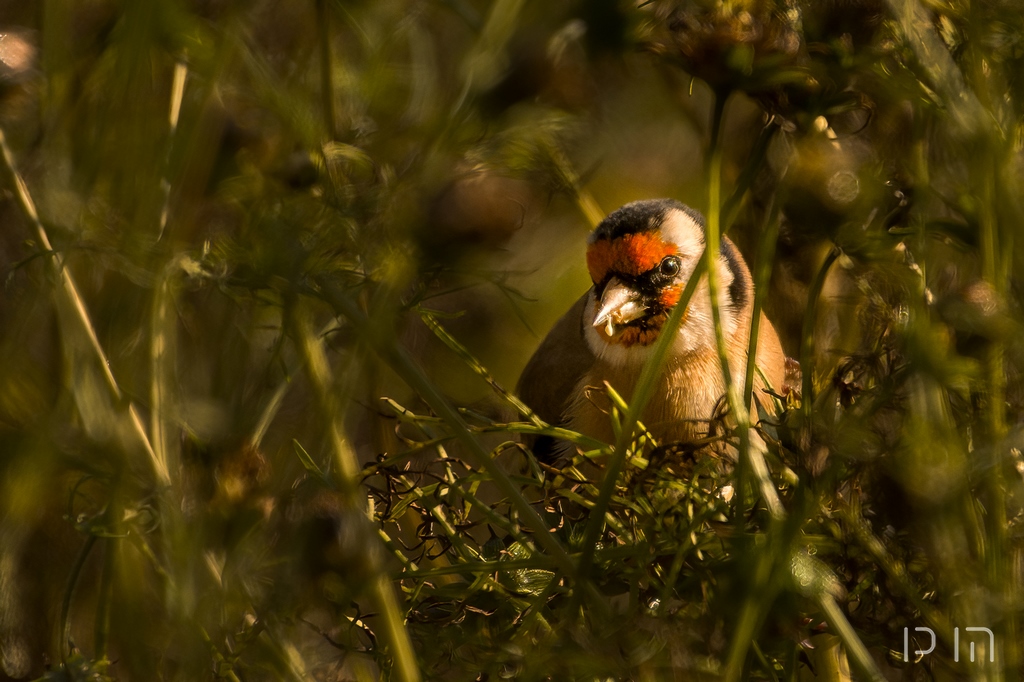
420,310,545,428
736,197,780,516
93,539,114,660
290,304,421,682
703,91,746,427
199,626,243,682
292,308,361,490
576,91,780,602
59,534,98,662
573,258,706,593
703,92,783,521
251,319,336,450
800,248,841,424
93,492,123,661
742,197,780,407
723,525,790,682
979,141,1012,678
721,118,778,232
751,640,781,682
817,595,885,682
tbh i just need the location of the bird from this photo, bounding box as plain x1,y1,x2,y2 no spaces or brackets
516,198,788,461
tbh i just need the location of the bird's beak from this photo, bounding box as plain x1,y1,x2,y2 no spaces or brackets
593,277,646,338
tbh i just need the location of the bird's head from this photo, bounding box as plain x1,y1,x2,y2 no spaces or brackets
583,199,750,364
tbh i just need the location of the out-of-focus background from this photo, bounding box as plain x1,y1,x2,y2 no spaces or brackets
2,1,1024,680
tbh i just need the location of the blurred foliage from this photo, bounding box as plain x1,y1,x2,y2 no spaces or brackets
1,0,1024,681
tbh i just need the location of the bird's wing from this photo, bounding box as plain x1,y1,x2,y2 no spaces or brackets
516,291,595,430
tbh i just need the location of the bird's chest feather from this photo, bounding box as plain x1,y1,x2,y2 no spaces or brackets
564,349,740,447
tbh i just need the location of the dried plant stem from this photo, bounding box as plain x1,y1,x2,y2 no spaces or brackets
149,264,175,491
0,127,166,486
157,58,187,241
544,140,605,229
389,470,481,563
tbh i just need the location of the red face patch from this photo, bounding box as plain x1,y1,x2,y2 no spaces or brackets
658,284,683,309
586,232,676,284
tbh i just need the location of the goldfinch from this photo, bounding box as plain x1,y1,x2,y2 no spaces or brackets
517,199,787,459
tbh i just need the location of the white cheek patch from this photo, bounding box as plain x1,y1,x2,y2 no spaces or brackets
659,209,705,262
680,261,740,344
661,208,740,343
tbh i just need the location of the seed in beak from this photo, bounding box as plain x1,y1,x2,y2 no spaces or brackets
593,277,646,338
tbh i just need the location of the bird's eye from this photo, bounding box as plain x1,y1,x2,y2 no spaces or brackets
659,256,681,277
